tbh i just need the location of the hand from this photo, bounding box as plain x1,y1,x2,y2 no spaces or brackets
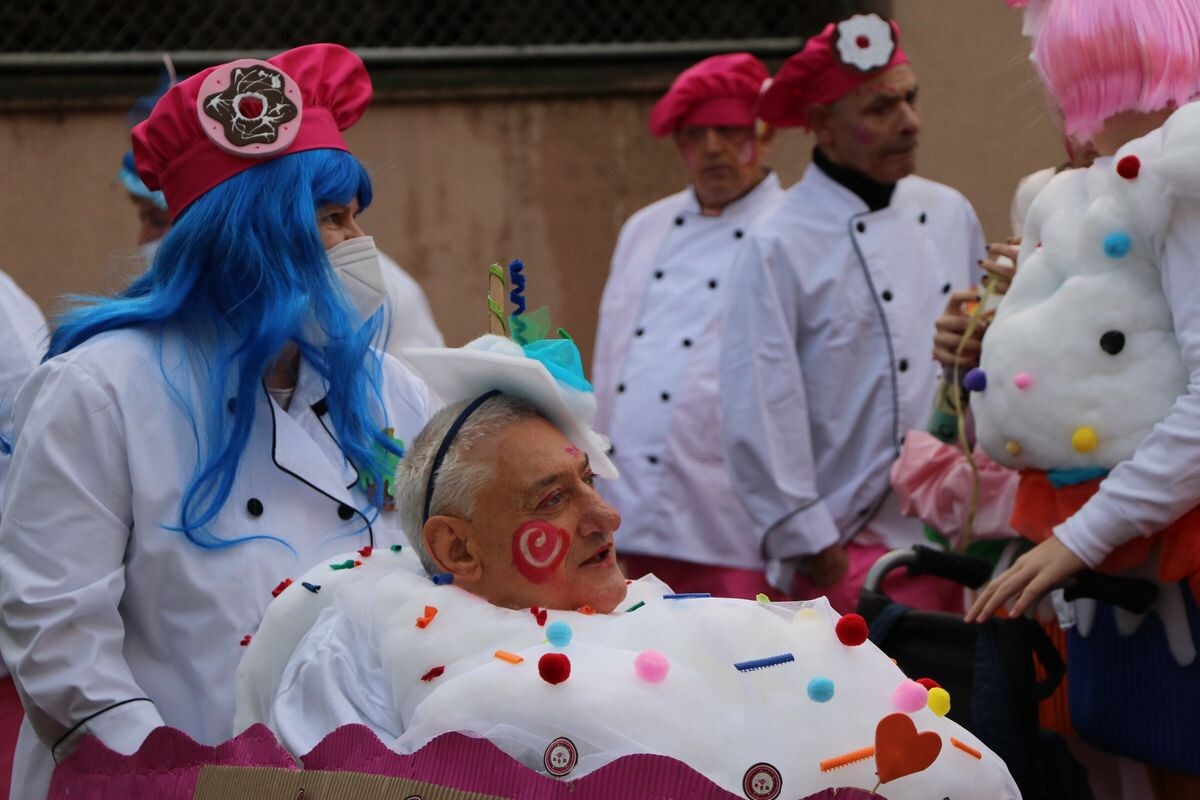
965,536,1087,622
804,543,849,587
981,240,1020,296
932,289,986,369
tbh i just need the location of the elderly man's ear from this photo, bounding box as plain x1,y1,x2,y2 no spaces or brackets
423,516,484,583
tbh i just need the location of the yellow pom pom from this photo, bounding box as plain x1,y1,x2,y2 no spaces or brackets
756,593,771,605
1071,426,1099,453
928,687,951,716
793,608,820,622
1005,440,1022,457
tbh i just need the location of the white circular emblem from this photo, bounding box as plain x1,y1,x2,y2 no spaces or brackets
834,14,897,73
543,736,578,777
742,762,782,800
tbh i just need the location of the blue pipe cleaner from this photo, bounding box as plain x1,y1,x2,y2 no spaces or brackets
508,259,529,345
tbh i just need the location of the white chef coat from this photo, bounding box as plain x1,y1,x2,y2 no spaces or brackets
593,174,784,569
380,253,444,358
0,270,47,502
0,326,432,799
720,163,985,562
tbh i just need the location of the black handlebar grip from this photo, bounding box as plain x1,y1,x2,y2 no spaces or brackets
907,545,995,589
1063,571,1159,615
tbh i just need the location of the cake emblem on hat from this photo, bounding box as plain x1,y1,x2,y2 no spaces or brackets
198,60,301,155
834,14,897,72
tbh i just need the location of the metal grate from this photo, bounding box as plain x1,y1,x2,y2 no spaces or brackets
1,0,888,65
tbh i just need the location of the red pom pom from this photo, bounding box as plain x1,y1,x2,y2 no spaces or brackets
358,546,373,558
538,653,571,685
916,677,941,691
1116,155,1141,180
835,613,869,646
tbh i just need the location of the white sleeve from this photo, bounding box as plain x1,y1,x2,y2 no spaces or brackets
269,608,400,757
719,235,840,559
0,359,164,760
1054,199,1200,565
381,256,444,356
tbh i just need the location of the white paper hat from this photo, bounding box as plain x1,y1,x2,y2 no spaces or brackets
403,335,618,479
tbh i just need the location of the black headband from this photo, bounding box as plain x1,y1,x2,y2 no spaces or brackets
422,389,502,525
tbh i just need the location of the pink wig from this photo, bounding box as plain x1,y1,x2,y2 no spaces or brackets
1029,0,1200,138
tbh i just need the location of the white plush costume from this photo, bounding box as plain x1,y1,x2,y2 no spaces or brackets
973,102,1200,664
238,549,1019,800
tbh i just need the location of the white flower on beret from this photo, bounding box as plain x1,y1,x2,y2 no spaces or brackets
835,14,897,73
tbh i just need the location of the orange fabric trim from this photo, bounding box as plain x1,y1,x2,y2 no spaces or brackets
1011,470,1200,601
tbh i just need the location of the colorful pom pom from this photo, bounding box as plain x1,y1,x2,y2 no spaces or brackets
756,593,771,604
793,608,820,622
1005,440,1023,457
807,677,835,703
1071,426,1099,453
1013,372,1033,390
1103,232,1132,259
546,620,573,648
538,652,571,685
634,650,670,683
928,687,951,716
1116,155,1141,180
835,613,869,646
915,677,941,691
963,368,987,392
892,680,929,713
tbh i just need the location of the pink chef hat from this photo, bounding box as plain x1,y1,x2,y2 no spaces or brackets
757,14,908,130
647,53,770,138
132,43,372,219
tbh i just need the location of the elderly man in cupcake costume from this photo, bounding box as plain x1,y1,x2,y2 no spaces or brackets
238,332,1020,800
719,15,986,613
592,52,784,599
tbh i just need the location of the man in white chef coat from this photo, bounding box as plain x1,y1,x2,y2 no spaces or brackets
720,14,986,613
592,53,785,598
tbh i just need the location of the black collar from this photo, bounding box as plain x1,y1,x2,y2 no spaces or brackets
812,146,896,212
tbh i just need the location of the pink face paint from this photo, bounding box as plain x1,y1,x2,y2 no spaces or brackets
737,137,757,167
565,446,581,457
511,520,570,584
852,125,875,146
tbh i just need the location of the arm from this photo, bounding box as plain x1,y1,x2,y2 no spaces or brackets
718,235,841,563
0,359,164,759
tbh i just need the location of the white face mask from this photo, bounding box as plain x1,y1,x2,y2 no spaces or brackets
139,238,161,266
326,235,388,323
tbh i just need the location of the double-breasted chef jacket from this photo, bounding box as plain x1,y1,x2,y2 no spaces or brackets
0,327,432,799
720,161,985,564
593,173,784,570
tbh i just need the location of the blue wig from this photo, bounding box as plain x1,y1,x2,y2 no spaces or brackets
48,149,401,549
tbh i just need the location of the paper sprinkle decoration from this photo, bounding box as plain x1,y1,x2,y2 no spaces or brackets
358,546,373,558
421,666,446,683
624,600,645,613
734,653,795,672
431,573,454,585
819,745,874,772
390,544,403,552
270,578,293,598
415,605,439,629
756,593,771,604
530,607,548,626
663,593,710,600
239,635,252,647
951,737,982,759
875,713,943,784
301,582,321,594
330,559,360,571
494,650,524,665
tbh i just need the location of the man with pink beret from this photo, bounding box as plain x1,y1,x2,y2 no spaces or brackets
719,15,986,612
593,53,784,598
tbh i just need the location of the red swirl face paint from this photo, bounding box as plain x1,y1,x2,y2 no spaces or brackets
511,520,570,584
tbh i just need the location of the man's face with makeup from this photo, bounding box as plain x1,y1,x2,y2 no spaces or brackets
811,64,921,184
448,417,627,613
673,124,770,213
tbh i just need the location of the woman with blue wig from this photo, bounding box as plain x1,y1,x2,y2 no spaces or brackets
0,44,433,798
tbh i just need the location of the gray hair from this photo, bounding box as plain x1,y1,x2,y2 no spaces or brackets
397,393,545,574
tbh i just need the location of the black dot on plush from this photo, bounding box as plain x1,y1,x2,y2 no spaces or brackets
1100,330,1126,355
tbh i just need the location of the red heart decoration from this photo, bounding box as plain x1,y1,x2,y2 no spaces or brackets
874,712,942,783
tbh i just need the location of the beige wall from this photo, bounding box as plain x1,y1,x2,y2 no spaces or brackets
0,0,1061,365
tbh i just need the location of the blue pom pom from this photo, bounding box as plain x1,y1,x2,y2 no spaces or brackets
1103,232,1132,259
546,620,573,648
807,676,835,703
963,368,987,392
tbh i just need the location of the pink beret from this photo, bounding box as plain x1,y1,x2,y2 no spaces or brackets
757,14,908,130
132,43,372,219
648,53,769,138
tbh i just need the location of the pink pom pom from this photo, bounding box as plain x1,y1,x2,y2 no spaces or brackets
892,680,929,713
634,650,670,683
1014,372,1033,390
